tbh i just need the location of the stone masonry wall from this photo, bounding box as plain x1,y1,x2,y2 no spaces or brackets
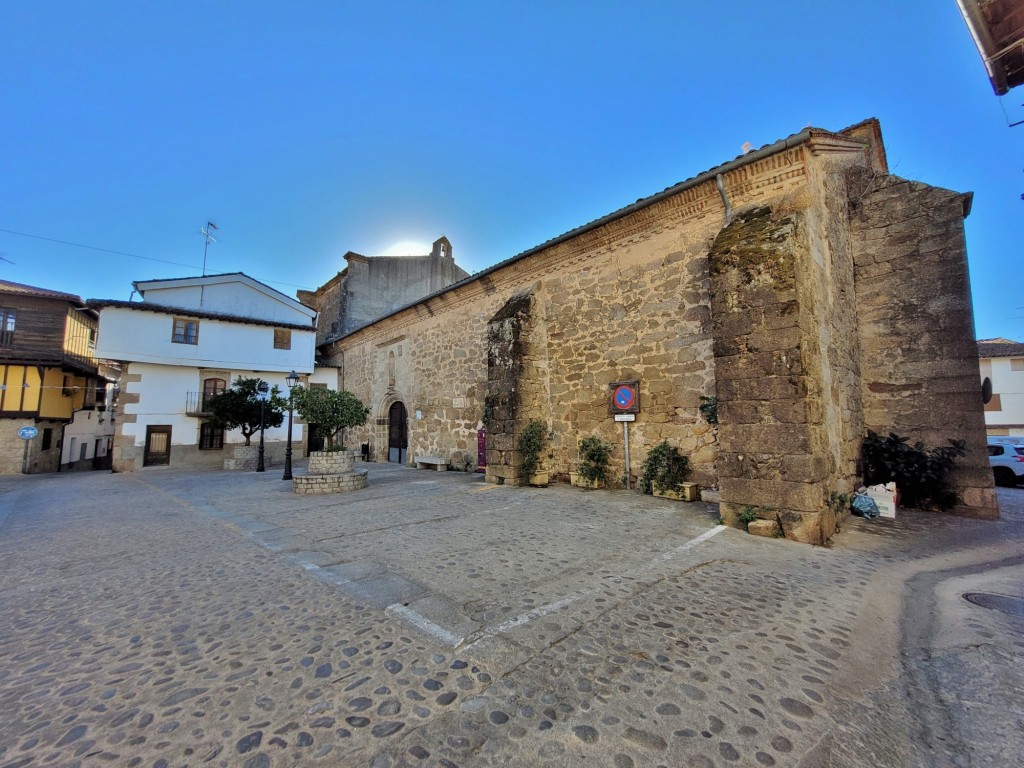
784,151,869,541
297,273,346,346
0,420,63,474
484,291,533,484
710,205,832,541
223,445,260,471
112,371,142,472
334,145,814,488
848,168,998,519
329,125,997,541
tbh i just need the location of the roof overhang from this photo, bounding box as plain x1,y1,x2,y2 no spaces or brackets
87,299,316,331
957,0,1024,95
132,272,317,319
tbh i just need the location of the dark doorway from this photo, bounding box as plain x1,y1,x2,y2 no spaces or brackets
307,423,325,456
477,428,487,472
92,438,111,470
388,402,408,464
144,425,172,467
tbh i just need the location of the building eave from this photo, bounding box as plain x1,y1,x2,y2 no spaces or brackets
87,299,316,332
325,120,882,351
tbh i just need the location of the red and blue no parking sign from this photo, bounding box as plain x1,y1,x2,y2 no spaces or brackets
609,380,640,415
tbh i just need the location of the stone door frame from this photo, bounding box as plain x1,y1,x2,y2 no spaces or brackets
374,391,408,464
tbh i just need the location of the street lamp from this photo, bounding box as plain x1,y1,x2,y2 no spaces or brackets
282,370,300,480
256,380,269,472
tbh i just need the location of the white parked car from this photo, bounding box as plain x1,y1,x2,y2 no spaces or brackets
988,439,1024,487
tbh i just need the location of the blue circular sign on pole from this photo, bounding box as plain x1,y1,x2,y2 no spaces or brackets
18,426,38,440
614,385,635,409
609,380,640,415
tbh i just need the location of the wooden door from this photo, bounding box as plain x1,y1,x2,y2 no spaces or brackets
307,424,325,455
144,425,172,467
388,402,407,463
477,428,487,472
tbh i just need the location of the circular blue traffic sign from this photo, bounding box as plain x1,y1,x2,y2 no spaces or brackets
613,385,635,409
18,426,38,440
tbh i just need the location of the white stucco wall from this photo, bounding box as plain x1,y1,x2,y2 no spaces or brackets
983,356,1024,434
307,367,341,389
140,279,314,325
121,364,203,447
96,307,316,372
61,408,116,464
120,364,339,449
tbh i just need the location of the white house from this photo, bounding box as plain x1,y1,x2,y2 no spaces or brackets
978,338,1024,436
90,273,334,471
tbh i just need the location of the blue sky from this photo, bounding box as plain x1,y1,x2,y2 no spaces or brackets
1,2,1021,339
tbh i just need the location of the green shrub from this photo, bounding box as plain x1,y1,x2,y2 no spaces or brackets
578,436,612,484
637,440,690,495
699,395,718,425
861,430,965,511
518,419,551,478
826,491,850,516
737,506,759,531
291,387,369,450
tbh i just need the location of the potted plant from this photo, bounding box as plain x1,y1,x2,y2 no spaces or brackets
637,440,695,500
571,435,611,489
518,418,552,487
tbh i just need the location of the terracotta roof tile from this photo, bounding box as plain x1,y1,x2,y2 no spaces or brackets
0,279,84,303
978,338,1024,358
86,298,315,332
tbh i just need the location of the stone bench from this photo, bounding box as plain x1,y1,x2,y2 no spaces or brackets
415,455,448,471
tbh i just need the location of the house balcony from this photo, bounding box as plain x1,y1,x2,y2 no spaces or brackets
0,347,98,376
185,391,213,416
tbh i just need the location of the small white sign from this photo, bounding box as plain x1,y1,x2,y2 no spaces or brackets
416,410,423,420
614,414,636,422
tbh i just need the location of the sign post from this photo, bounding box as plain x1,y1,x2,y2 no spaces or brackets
256,381,270,472
18,426,38,474
609,381,640,490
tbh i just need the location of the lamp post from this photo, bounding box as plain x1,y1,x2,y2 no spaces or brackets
256,380,269,472
282,370,300,480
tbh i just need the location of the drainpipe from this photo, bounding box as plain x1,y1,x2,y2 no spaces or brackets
57,420,69,472
716,174,733,222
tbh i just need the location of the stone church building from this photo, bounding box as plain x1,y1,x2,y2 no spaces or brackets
299,237,469,347
318,118,998,544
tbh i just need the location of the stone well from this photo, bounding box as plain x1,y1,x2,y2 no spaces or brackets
293,449,368,495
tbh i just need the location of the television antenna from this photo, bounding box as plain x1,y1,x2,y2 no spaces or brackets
200,221,218,275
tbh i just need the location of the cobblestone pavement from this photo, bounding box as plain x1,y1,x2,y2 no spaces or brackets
0,463,1021,768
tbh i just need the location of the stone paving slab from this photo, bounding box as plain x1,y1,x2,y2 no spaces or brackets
341,571,431,610
0,464,1021,768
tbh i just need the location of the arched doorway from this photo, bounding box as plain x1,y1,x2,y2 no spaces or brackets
388,401,408,464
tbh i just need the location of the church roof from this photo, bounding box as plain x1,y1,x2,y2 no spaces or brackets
328,119,885,346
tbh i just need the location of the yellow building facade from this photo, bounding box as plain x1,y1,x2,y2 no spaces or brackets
0,280,112,474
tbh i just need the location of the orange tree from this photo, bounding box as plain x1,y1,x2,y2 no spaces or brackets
291,387,369,450
205,376,287,445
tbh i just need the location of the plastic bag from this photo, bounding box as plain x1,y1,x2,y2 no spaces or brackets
851,491,879,519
